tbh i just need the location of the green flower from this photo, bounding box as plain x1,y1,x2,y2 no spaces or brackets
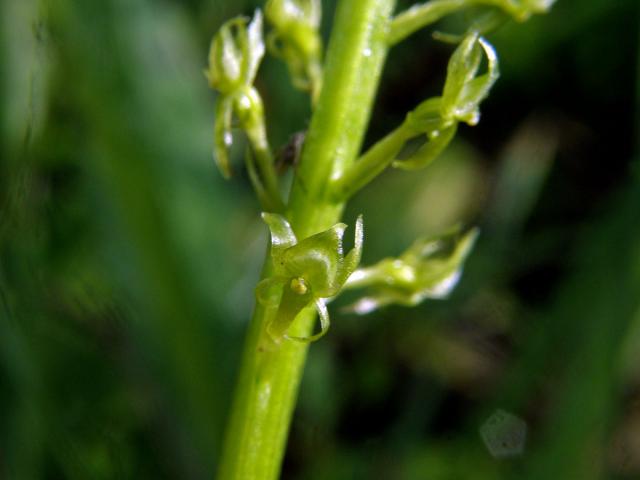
256,213,363,342
206,11,268,179
440,32,499,126
344,227,478,314
394,33,498,171
205,10,264,94
265,0,323,99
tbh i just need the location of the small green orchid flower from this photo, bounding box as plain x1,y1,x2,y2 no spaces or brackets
343,227,478,314
206,10,267,178
265,0,323,101
206,11,284,212
206,10,264,95
256,213,363,343
441,32,499,126
393,33,498,171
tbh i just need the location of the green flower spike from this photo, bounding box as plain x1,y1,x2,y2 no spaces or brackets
265,0,323,101
206,10,266,178
344,227,478,314
256,213,364,343
393,33,498,171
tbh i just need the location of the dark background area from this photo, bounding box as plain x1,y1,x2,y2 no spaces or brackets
1,0,639,478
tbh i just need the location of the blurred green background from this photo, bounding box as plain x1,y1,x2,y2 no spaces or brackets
1,0,639,478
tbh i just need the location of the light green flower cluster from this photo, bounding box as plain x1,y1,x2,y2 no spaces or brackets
256,213,363,343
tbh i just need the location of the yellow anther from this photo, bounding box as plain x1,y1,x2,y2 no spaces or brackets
290,277,308,295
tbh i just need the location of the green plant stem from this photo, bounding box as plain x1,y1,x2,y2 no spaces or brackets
389,0,508,45
216,0,396,478
242,93,285,212
331,123,411,200
247,134,285,212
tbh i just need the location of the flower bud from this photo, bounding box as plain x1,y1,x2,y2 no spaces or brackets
256,213,364,342
205,10,265,94
441,33,499,126
265,0,322,94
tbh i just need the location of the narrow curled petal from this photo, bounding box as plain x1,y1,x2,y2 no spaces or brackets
207,18,244,93
441,32,481,120
245,10,265,85
262,213,297,257
286,298,330,343
441,33,499,125
331,215,364,294
206,11,265,93
451,37,499,125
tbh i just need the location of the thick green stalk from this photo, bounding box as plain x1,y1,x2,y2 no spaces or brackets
216,0,396,478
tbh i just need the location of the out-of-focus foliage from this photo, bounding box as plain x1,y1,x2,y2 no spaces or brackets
0,0,638,479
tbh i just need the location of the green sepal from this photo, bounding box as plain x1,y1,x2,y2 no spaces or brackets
441,32,483,122
262,212,297,255
245,10,266,85
280,222,347,295
205,11,265,94
344,227,479,314
442,34,500,125
441,33,499,126
334,215,364,290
